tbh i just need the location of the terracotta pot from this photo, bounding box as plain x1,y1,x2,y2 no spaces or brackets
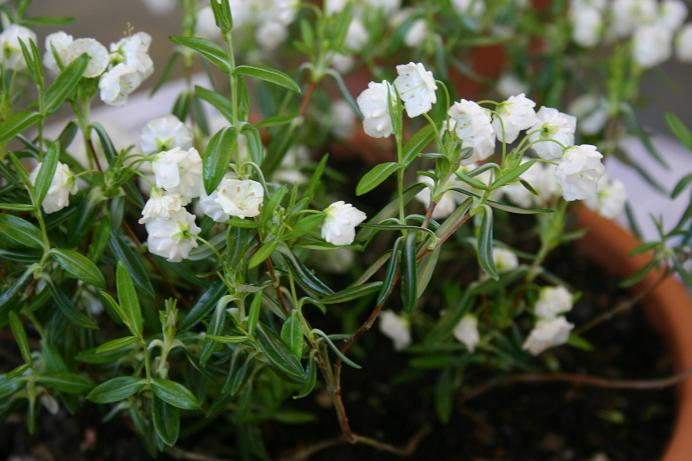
576,206,692,461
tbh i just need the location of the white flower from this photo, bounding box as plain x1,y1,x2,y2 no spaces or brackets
502,161,560,208
493,247,519,272
632,24,673,68
379,310,411,351
523,317,574,355
345,18,369,50
611,0,657,38
331,99,355,138
393,62,437,118
196,6,221,40
331,52,354,73
275,145,309,184
139,190,184,224
570,7,602,47
99,63,142,106
325,0,347,14
256,21,289,51
415,173,461,219
556,144,605,201
29,162,77,214
140,115,193,154
213,178,264,218
229,0,254,28
143,0,177,15
657,0,687,30
676,24,692,62
110,32,154,81
144,209,200,262
321,201,367,246
0,24,37,70
496,74,527,99
568,95,609,135
453,0,485,18
453,314,480,352
528,107,576,160
43,31,73,75
448,99,496,162
357,81,394,138
535,286,573,320
65,38,109,78
152,146,203,201
492,93,537,143
404,19,427,48
585,177,627,218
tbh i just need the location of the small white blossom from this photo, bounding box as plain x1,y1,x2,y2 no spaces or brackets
65,38,109,78
331,99,356,138
43,31,73,75
535,286,574,320
212,178,264,219
492,93,537,143
379,310,411,351
611,0,657,38
393,62,437,118
523,317,574,355
331,52,354,73
321,201,367,246
357,81,394,138
256,21,289,51
0,24,37,70
99,63,142,106
415,173,461,219
452,0,485,18
139,190,185,224
568,95,609,135
110,32,154,81
657,0,687,30
275,145,309,184
454,314,480,352
585,177,627,218
196,6,221,40
496,74,528,99
29,162,78,214
345,18,369,50
632,24,673,68
493,247,519,272
404,19,427,48
140,115,193,154
676,24,692,62
325,0,347,14
152,147,203,202
571,7,602,47
529,107,576,160
556,144,605,201
145,209,200,262
448,100,496,162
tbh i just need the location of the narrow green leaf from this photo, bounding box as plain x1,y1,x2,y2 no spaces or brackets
180,281,227,331
280,311,304,359
378,238,403,305
33,143,60,207
152,396,180,446
94,336,138,354
87,376,146,403
48,282,98,330
256,325,305,382
0,214,43,249
170,35,231,73
312,329,361,369
37,372,93,393
401,232,418,314
492,159,537,189
293,355,317,399
248,237,278,269
234,65,301,94
9,312,32,364
477,205,498,279
247,291,262,336
205,334,249,344
0,270,32,314
116,261,143,338
665,112,692,149
320,281,383,305
0,111,41,144
356,162,400,196
51,248,106,289
203,127,236,194
109,232,154,297
44,53,89,114
671,173,692,199
402,124,435,164
151,378,201,410
195,85,233,121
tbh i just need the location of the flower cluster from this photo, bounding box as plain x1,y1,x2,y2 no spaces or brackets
44,30,154,105
523,286,575,355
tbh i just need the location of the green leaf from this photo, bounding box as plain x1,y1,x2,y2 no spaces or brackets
94,336,138,354
151,378,201,410
152,396,180,447
37,372,93,394
234,65,301,94
671,173,692,199
205,334,249,344
200,295,234,365
48,282,98,330
280,311,304,359
203,127,236,194
312,329,361,369
320,281,383,305
109,232,154,297
116,261,143,338
9,312,32,364
477,205,498,280
0,270,32,314
0,373,25,399
33,143,60,207
44,53,89,114
356,162,401,196
256,325,305,382
293,356,317,399
665,112,692,149
401,232,418,314
0,111,41,144
51,248,106,289
434,369,453,424
0,203,35,212
378,238,403,305
248,237,278,269
247,291,262,336
280,249,334,297
180,281,226,331
87,377,146,403
402,124,436,164
0,214,43,249
170,35,231,73
194,85,233,121
567,334,594,351
492,159,537,189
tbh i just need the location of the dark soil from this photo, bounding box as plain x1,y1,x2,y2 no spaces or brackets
0,241,676,461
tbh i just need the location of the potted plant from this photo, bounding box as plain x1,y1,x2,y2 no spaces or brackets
1,0,690,459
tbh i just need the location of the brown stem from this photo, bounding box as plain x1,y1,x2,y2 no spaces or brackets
85,133,103,173
421,200,437,229
576,267,671,335
165,447,230,461
460,367,692,404
298,81,317,117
